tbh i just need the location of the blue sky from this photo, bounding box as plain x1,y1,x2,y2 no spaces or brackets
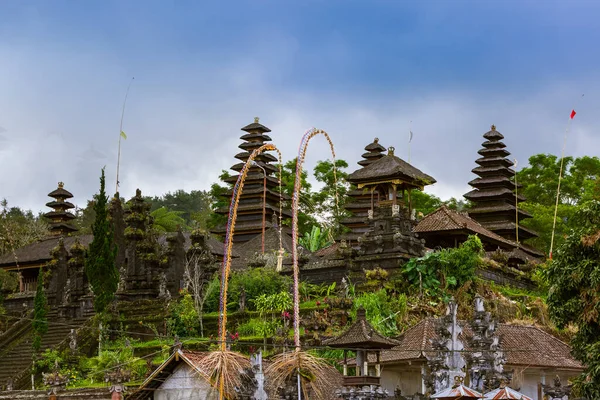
0,0,599,210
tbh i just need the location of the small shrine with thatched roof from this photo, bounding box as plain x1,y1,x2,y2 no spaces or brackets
325,307,399,398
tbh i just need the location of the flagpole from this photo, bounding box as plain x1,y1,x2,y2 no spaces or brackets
549,122,569,259
549,96,583,259
116,77,134,195
408,120,412,163
514,159,519,246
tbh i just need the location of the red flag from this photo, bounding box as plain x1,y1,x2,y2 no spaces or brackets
570,109,576,119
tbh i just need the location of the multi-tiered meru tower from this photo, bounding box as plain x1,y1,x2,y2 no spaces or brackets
212,118,291,243
464,125,540,256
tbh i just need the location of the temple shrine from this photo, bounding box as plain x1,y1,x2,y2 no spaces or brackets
211,118,291,244
464,125,542,258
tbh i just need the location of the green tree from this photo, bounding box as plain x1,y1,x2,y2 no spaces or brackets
279,158,317,234
84,169,119,313
312,159,350,231
73,200,96,234
516,154,600,253
0,200,48,256
32,268,48,351
150,207,187,232
518,154,600,206
207,170,232,230
546,200,600,397
411,190,443,217
145,189,213,229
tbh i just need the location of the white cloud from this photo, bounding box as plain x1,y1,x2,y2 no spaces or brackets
0,42,598,215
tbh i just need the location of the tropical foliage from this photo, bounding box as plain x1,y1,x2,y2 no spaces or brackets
546,200,600,397
32,268,48,352
203,268,291,313
299,225,332,252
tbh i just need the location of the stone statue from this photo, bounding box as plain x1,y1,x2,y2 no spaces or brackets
68,329,77,353
542,375,572,400
239,287,246,312
158,272,170,300
62,278,71,305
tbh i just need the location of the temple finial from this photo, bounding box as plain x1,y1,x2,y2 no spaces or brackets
491,124,496,131
254,117,259,123
58,182,64,188
388,146,395,156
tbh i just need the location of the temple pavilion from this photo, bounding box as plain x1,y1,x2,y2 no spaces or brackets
324,306,398,398
341,138,387,243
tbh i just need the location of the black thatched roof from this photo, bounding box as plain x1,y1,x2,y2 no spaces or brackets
483,125,504,140
241,118,271,133
0,231,233,270
45,201,75,209
324,307,400,349
0,235,93,268
47,185,73,199
348,154,436,187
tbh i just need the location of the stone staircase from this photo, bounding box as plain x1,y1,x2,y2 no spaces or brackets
0,311,92,390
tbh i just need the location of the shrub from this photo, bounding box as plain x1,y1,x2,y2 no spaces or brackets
167,290,199,337
203,268,291,313
351,290,406,336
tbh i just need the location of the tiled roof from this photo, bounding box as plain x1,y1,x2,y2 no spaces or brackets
414,205,516,248
375,318,584,370
432,383,482,399
484,386,533,400
324,307,400,349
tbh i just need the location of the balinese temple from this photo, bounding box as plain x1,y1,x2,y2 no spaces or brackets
44,182,77,236
464,126,538,248
341,138,387,244
212,118,291,243
325,307,398,399
344,146,435,268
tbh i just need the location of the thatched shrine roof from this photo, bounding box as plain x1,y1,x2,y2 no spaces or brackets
0,235,93,269
347,153,436,188
47,186,74,199
323,307,400,349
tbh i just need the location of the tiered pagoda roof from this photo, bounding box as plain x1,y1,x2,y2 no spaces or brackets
341,138,387,242
347,148,436,189
357,137,386,167
44,182,77,236
465,126,538,245
212,118,291,243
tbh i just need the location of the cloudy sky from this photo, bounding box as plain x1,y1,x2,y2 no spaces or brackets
1,0,599,212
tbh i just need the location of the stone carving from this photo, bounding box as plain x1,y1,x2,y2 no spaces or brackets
424,299,466,394
542,376,572,400
466,294,511,392
43,360,68,396
105,368,131,400
158,272,170,300
335,385,389,399
68,329,77,352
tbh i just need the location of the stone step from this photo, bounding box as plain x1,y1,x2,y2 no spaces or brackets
0,315,94,389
